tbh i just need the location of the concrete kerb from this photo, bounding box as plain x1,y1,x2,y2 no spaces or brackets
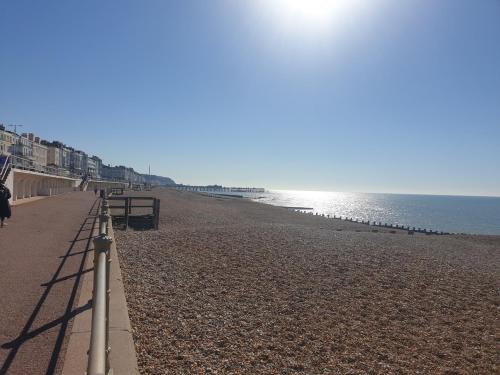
61,205,139,375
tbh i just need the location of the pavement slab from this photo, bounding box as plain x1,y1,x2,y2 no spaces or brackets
0,192,98,375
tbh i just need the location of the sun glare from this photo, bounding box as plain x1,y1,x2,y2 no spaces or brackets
256,0,366,39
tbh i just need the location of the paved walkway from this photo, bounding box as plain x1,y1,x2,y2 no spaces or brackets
0,192,99,375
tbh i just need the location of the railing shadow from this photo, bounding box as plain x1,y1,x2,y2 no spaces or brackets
0,199,100,375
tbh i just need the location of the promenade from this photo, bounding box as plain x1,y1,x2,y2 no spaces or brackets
0,192,98,375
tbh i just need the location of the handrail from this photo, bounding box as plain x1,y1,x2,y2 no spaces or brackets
8,154,82,178
87,196,113,375
89,177,131,183
0,154,10,182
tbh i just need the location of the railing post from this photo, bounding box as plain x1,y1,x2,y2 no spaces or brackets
124,197,129,230
102,199,109,214
155,199,160,230
88,233,113,375
99,212,110,236
105,240,112,373
152,199,156,227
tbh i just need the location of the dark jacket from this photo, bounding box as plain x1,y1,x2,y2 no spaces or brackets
0,185,12,219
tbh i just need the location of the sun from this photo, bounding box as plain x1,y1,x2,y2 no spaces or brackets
279,0,347,25
255,0,365,38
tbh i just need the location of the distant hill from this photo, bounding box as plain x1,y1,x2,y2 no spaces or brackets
141,174,176,186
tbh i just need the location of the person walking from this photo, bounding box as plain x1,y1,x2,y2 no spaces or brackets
94,187,98,196
0,182,12,228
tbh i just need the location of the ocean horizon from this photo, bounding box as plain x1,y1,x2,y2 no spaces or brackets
237,189,500,235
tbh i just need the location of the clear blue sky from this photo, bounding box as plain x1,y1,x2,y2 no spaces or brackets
1,0,499,196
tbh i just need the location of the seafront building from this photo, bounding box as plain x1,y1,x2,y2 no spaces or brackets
25,133,48,166
101,164,145,184
15,133,34,160
44,140,72,170
0,125,16,155
69,149,88,176
1,127,49,167
0,123,155,203
1,124,146,185
87,155,103,179
46,142,62,167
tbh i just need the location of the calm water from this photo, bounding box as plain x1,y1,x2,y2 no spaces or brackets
246,190,500,235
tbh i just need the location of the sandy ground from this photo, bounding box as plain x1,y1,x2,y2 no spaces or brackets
114,188,499,374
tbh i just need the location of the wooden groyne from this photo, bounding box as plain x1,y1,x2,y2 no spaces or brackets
193,189,453,235
291,210,452,235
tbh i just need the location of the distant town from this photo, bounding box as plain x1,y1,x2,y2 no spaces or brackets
0,124,266,193
0,124,175,186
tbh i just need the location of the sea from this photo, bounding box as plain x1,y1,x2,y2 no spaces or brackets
231,190,500,235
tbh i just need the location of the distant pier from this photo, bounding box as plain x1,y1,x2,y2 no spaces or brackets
174,185,265,193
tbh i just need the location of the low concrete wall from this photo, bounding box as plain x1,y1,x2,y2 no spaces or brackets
62,212,139,375
10,168,79,203
87,180,128,192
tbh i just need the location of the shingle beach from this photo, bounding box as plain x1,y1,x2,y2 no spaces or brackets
114,189,499,374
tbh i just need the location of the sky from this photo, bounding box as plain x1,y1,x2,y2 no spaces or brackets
1,0,499,196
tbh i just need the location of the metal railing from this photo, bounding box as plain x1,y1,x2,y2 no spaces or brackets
0,154,11,183
87,196,113,375
79,173,90,191
107,196,160,230
7,154,82,179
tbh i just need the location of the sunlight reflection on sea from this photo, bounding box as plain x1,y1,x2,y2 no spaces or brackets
248,190,500,235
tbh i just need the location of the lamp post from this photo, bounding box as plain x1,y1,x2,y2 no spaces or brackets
7,124,23,135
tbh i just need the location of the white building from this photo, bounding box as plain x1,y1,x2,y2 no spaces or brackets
70,149,88,176
25,133,47,166
87,156,102,178
0,125,16,155
16,133,34,160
